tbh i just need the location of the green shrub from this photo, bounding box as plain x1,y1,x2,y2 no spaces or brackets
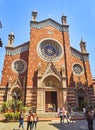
79,100,88,111
1,99,25,112
4,112,20,120
13,112,20,120
4,112,14,120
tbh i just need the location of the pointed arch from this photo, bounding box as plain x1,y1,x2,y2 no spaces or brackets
42,75,62,88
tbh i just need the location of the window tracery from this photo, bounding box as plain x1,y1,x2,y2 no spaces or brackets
12,59,27,73
73,63,83,75
37,39,63,61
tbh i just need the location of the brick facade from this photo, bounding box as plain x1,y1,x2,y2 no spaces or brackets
0,11,95,112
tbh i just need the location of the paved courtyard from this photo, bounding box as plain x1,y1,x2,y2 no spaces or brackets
0,120,95,130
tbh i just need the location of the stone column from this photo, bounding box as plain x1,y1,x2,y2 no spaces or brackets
37,88,44,113
57,89,63,108
63,89,67,109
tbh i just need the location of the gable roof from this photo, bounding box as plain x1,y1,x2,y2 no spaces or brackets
30,18,69,32
42,62,61,81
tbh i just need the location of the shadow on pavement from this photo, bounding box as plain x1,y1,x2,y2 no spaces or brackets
48,122,76,130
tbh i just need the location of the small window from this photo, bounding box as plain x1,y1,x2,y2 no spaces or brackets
73,63,83,75
12,59,27,73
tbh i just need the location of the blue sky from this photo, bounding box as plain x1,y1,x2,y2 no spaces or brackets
0,0,95,78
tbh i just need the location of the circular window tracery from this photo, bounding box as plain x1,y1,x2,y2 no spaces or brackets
37,39,63,61
73,63,83,75
12,59,27,73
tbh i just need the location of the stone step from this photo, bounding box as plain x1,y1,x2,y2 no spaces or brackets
37,112,58,118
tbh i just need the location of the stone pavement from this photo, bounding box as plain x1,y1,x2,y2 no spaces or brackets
1,119,95,130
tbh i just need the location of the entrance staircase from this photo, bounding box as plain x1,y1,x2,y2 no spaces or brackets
37,112,59,121
37,112,84,121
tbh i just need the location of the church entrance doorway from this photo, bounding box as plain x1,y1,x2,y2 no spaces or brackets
45,91,57,112
77,89,85,108
78,96,84,107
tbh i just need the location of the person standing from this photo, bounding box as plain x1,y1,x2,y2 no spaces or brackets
65,110,69,123
33,113,39,129
86,107,94,130
30,113,34,130
58,108,64,123
27,110,32,130
18,111,24,130
83,107,86,119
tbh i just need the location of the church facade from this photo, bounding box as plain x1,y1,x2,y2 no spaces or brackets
0,11,95,113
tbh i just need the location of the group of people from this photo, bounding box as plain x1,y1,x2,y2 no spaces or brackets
58,107,72,123
18,106,95,130
58,106,95,130
18,110,38,130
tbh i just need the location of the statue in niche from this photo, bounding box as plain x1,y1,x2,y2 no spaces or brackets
38,62,42,75
62,64,65,76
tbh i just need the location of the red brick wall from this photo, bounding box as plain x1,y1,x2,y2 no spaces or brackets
27,26,65,86
0,20,94,107
0,50,29,86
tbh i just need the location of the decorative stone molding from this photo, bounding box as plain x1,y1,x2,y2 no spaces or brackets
6,44,29,56
30,19,69,32
71,47,89,61
42,62,61,81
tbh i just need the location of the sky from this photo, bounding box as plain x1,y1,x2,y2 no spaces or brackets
0,0,95,78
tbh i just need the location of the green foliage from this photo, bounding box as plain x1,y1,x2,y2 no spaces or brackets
12,112,20,120
4,112,20,120
79,100,88,111
4,112,14,120
1,100,12,112
1,99,28,121
1,101,6,112
80,100,88,107
1,99,25,112
22,106,27,112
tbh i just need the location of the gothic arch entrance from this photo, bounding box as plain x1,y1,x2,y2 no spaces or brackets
37,74,64,113
43,76,61,112
45,91,57,112
77,89,85,107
